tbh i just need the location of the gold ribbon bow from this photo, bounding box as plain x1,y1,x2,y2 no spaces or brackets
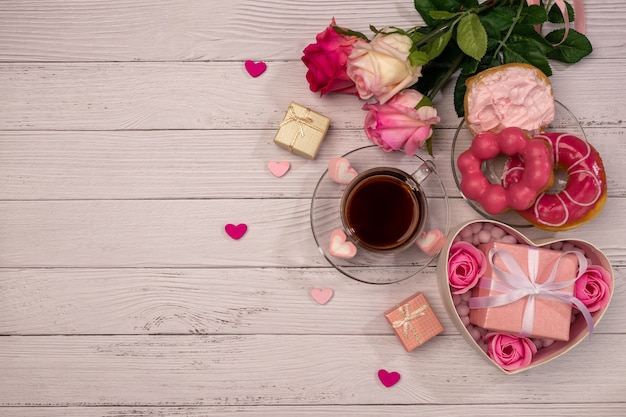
391,303,430,345
280,104,325,152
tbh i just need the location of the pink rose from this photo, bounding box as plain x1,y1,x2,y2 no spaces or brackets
347,32,421,104
363,89,440,156
448,241,487,295
485,332,537,372
301,18,359,97
575,265,612,313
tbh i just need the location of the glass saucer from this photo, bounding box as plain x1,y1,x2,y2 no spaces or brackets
451,100,587,227
310,145,449,284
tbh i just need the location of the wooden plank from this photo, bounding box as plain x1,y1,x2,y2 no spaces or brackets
0,266,624,336
1,334,625,406
0,59,624,130
0,0,622,62
1,198,625,268
2,404,626,417
0,127,623,200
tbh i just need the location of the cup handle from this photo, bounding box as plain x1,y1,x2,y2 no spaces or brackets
411,160,436,184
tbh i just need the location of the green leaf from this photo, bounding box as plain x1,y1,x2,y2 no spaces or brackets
546,29,593,63
453,74,469,117
502,40,552,76
430,10,461,20
460,0,479,9
456,14,488,61
409,50,431,67
460,58,478,75
519,4,548,25
414,0,466,25
478,5,516,33
414,0,440,26
548,2,575,23
511,25,553,54
422,28,453,60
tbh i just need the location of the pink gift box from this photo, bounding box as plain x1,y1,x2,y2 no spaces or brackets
385,292,443,351
469,242,580,341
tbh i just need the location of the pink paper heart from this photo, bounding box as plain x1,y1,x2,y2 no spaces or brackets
329,229,357,258
225,223,248,240
328,157,358,184
245,60,267,77
268,161,290,177
416,229,447,256
310,288,334,305
377,369,401,387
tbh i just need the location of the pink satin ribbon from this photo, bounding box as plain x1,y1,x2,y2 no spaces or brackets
469,247,594,338
526,0,586,45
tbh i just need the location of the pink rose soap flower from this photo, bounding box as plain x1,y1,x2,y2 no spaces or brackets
347,31,421,104
301,18,359,97
575,265,612,312
448,241,487,295
363,89,440,156
485,332,537,372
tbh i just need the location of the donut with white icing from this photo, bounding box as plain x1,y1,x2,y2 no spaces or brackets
502,132,607,231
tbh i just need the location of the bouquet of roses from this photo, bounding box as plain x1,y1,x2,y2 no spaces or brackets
301,0,592,156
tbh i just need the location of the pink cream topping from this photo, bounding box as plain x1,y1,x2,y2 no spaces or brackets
466,66,554,136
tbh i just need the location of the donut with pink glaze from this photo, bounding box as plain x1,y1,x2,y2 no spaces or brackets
457,127,554,215
502,132,607,231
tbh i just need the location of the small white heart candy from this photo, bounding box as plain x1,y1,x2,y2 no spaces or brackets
329,229,357,258
328,157,358,184
416,229,446,256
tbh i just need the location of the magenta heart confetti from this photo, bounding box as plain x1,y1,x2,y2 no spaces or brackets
225,223,248,240
245,60,267,77
377,369,401,387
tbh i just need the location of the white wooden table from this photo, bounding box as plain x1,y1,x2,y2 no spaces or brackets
1,1,625,415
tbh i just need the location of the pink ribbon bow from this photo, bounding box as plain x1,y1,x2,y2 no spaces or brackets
469,247,594,338
526,0,586,45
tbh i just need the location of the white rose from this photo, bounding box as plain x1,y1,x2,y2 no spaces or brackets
347,32,422,104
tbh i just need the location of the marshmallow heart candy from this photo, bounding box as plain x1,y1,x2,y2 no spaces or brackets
416,229,447,256
437,219,614,374
329,229,357,258
328,157,358,184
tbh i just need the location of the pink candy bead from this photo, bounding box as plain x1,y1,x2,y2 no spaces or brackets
452,294,462,306
551,241,564,250
461,315,470,326
490,227,505,239
468,325,482,341
500,235,517,244
459,226,474,239
477,230,491,243
470,222,483,234
456,304,470,317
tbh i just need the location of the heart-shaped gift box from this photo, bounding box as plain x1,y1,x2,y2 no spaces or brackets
437,219,614,374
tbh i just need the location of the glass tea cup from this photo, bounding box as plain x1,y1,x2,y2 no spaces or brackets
339,161,434,253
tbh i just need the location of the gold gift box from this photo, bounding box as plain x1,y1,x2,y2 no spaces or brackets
273,102,331,159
